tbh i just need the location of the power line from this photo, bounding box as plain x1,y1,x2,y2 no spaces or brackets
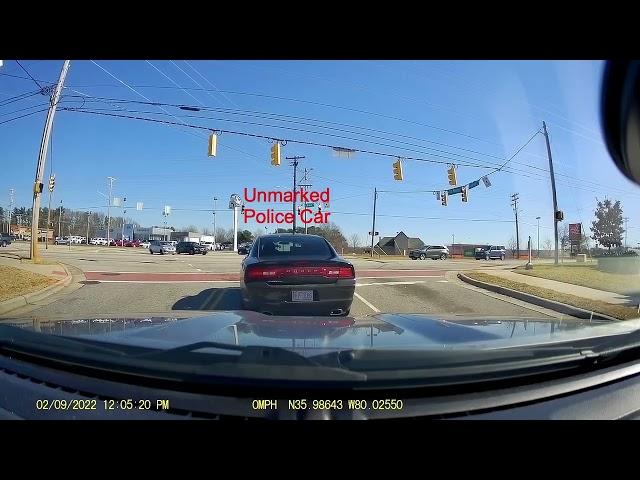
0,108,49,125
64,104,502,168
62,93,509,163
15,61,43,89
0,89,41,107
60,107,505,169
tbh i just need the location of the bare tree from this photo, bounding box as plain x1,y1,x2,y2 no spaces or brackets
543,238,553,253
349,233,361,249
507,236,518,258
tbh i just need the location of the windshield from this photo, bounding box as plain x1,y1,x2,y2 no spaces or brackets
1,60,639,385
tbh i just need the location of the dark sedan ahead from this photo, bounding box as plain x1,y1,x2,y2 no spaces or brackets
240,234,355,316
176,241,207,255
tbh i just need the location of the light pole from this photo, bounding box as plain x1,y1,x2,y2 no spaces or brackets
536,216,541,258
57,200,63,239
213,196,218,247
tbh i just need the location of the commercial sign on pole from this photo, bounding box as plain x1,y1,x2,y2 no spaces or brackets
569,223,581,241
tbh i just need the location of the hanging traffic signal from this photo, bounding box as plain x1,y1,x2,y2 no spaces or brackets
441,191,448,206
48,175,55,192
393,159,403,181
270,142,281,166
461,185,468,203
447,165,457,186
241,204,245,214
208,133,217,157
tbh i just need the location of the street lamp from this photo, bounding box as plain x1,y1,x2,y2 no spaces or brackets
536,216,541,258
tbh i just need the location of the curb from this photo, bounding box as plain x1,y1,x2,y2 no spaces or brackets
457,272,619,322
0,263,73,316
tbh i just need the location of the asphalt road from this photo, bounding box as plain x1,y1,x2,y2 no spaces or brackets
1,242,559,320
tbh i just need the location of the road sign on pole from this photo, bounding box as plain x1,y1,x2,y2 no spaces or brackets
368,231,379,236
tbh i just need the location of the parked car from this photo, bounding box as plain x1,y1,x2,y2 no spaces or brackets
149,240,176,255
54,236,70,245
1,233,11,247
482,245,506,260
139,241,151,248
221,242,233,250
238,242,253,255
240,234,355,316
123,239,140,247
176,241,207,255
409,245,449,260
475,245,492,260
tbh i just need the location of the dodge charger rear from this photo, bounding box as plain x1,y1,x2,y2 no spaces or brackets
240,234,355,316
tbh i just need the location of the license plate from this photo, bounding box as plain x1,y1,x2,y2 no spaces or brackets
291,290,314,302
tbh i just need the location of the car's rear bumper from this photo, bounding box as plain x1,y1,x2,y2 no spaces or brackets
242,280,356,315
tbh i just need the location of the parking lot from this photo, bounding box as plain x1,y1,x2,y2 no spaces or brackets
1,242,558,320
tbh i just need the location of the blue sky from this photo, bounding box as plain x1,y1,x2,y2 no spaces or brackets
2,60,639,248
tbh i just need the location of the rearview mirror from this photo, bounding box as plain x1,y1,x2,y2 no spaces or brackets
602,60,640,185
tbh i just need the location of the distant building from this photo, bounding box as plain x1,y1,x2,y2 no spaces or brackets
95,225,172,241
376,231,425,255
170,231,200,242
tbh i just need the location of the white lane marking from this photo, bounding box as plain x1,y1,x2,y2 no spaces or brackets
356,280,426,287
436,280,449,283
354,292,381,313
88,280,240,284
187,264,193,267
196,268,202,271
357,275,443,279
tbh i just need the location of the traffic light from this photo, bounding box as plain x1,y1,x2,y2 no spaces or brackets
447,165,457,186
441,191,448,206
270,142,281,166
555,210,564,222
393,159,403,181
48,175,55,192
208,133,217,157
241,204,245,214
461,185,468,202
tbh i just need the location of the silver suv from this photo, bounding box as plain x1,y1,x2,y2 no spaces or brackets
149,240,176,255
484,245,506,260
409,245,449,260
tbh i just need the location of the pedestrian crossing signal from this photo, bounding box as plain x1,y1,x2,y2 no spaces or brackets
461,185,468,203
270,142,281,166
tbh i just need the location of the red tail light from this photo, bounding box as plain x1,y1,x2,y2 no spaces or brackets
245,264,355,282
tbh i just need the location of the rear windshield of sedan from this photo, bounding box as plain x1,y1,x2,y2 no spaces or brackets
258,236,333,260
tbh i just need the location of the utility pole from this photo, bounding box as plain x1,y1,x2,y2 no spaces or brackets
286,156,304,234
624,217,629,249
452,233,455,257
370,188,378,258
45,177,54,249
57,200,62,239
542,121,560,265
8,188,14,235
299,168,313,235
106,176,115,246
511,193,520,259
29,60,71,260
86,211,91,245
536,216,541,258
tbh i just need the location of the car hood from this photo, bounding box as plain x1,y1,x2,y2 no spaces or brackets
4,311,639,355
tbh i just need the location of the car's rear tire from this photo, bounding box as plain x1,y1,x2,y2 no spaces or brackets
190,250,195,255
501,254,505,260
149,249,153,254
160,250,164,255
440,253,447,260
420,254,426,260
